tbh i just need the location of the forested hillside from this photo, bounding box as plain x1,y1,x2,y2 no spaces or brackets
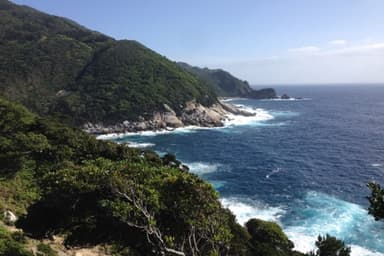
177,62,277,99
0,0,216,126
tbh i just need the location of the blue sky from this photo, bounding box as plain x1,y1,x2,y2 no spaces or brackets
11,0,384,85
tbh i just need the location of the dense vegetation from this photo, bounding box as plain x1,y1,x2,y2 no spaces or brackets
177,62,277,99
0,0,217,126
0,98,308,255
177,62,253,97
0,224,32,256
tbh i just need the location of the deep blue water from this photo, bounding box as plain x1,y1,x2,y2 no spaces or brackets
107,85,384,255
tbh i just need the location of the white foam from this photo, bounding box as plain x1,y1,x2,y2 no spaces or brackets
284,191,384,255
371,163,382,167
96,126,206,139
285,231,384,256
125,142,155,148
220,98,239,102
284,231,315,254
96,107,275,139
350,245,384,256
220,197,285,225
187,162,221,175
224,108,274,126
96,133,126,140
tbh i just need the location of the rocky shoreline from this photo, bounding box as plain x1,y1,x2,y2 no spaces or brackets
83,100,254,134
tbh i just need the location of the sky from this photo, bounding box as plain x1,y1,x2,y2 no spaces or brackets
11,0,384,85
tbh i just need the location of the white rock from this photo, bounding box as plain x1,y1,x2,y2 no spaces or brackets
4,210,17,223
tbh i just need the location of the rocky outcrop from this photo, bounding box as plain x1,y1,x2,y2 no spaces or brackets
83,100,255,134
281,94,290,99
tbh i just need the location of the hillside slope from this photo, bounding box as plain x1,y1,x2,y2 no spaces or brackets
0,0,217,126
177,62,253,97
177,62,277,99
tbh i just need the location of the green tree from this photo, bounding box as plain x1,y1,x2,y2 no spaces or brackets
245,218,295,256
367,182,384,221
308,234,351,256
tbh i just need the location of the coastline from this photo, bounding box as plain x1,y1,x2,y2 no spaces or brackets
84,99,256,136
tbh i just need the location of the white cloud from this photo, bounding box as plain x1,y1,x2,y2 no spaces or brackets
329,40,347,45
288,46,320,53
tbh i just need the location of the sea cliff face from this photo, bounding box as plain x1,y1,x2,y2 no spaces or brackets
83,100,254,134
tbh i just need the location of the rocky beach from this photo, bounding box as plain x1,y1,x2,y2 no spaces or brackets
83,100,255,134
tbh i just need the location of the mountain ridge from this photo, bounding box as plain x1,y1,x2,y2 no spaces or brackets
0,0,217,127
177,62,278,99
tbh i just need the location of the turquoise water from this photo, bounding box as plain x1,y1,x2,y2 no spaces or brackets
105,85,384,255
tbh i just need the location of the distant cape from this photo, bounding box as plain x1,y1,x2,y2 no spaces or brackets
177,62,277,99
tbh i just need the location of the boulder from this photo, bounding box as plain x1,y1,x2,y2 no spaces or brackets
4,210,17,223
136,122,147,130
281,94,290,99
163,113,184,128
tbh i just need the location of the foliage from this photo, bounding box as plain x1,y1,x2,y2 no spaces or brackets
307,234,351,256
0,168,40,216
367,182,384,221
177,62,253,97
0,98,139,176
178,62,278,99
245,218,296,256
18,159,234,255
0,0,217,126
36,243,57,256
0,225,33,256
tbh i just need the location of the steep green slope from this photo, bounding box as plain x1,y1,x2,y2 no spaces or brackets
177,62,253,97
0,98,306,255
0,0,216,126
177,62,278,99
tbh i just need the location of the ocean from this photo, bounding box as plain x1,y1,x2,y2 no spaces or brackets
101,85,384,256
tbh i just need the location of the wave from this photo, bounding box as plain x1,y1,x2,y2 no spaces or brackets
220,197,286,225
125,142,155,148
224,107,274,127
220,98,239,102
350,245,384,256
186,162,222,175
371,163,382,167
284,232,384,256
284,191,384,255
221,192,384,255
